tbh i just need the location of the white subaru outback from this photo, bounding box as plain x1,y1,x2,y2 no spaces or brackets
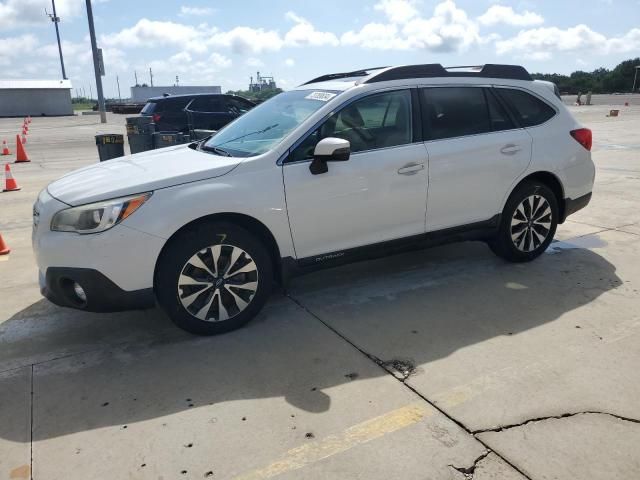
33,64,594,335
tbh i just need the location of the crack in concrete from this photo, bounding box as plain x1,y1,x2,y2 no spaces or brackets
286,294,533,480
473,411,640,435
449,450,491,479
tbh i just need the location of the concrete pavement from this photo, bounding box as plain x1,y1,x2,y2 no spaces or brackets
1,105,639,479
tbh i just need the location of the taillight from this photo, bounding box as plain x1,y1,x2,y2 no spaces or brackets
570,128,592,151
152,113,162,123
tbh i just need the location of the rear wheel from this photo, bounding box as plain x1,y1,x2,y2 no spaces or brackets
156,222,273,335
489,181,559,262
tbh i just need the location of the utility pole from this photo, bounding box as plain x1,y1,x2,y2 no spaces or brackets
89,84,93,101
149,67,154,87
116,76,122,102
633,66,640,94
85,0,106,123
46,0,67,80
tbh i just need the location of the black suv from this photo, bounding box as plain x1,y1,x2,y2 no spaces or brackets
140,94,255,133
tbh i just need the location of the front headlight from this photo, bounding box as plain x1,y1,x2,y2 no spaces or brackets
51,192,152,234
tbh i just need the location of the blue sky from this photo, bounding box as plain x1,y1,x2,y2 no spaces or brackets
1,0,639,98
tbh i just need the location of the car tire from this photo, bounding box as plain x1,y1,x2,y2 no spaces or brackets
489,181,559,263
156,222,273,335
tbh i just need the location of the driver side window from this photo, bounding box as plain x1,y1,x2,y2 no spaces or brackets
289,90,412,163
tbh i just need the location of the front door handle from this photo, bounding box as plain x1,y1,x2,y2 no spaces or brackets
397,163,425,175
500,144,522,155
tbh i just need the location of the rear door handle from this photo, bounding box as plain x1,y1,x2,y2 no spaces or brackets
397,163,425,175
500,144,522,155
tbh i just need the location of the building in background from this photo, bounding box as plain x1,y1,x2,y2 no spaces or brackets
130,85,222,103
0,79,73,117
249,72,277,93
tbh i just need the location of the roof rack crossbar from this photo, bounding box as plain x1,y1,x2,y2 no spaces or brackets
364,63,532,83
302,66,390,86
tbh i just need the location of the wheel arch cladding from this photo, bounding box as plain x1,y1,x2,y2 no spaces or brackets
154,213,283,287
514,171,565,222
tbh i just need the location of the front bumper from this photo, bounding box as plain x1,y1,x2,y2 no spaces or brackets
41,267,155,312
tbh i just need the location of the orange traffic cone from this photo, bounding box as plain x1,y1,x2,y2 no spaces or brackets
15,135,29,163
27,116,32,124
23,123,29,132
0,233,10,255
22,126,28,135
3,163,21,192
1,140,10,156
21,133,27,145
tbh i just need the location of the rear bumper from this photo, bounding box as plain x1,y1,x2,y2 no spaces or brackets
41,267,155,313
562,192,592,222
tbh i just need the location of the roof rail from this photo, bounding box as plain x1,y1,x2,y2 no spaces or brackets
364,63,532,83
302,66,390,86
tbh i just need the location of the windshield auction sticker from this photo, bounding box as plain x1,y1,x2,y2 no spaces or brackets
305,92,337,102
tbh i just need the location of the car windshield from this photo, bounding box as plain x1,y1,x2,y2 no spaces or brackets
203,89,339,157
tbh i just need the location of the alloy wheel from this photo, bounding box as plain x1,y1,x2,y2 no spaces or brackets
177,244,259,322
510,195,553,253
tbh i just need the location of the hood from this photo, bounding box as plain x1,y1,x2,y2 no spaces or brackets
47,144,242,206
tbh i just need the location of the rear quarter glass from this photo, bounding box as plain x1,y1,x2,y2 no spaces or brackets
140,102,157,114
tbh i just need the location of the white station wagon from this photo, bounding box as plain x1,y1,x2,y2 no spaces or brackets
33,64,594,334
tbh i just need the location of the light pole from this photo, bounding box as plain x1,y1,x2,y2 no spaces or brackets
633,66,640,94
46,0,67,79
85,0,106,123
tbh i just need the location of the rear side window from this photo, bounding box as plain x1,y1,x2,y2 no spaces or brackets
486,90,515,132
157,97,191,113
226,97,254,113
496,88,556,127
421,87,491,141
189,96,225,112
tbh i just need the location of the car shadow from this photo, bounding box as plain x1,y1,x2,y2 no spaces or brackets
0,239,621,442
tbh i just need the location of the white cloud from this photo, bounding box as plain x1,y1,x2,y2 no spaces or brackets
374,0,419,24
522,51,552,61
0,34,39,65
342,23,408,50
209,52,232,68
179,5,215,17
284,58,295,67
246,57,264,67
496,25,640,56
145,50,231,84
477,5,544,27
0,0,83,29
102,19,210,53
283,11,339,47
342,0,480,52
208,26,283,54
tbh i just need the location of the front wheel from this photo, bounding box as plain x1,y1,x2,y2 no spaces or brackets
156,222,273,335
489,181,559,262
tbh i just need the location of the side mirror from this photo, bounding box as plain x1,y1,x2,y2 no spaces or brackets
309,137,351,175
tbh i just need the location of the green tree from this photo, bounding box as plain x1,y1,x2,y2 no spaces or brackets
531,57,639,94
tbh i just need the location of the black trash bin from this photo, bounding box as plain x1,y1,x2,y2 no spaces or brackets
95,134,125,162
126,116,155,154
153,132,189,149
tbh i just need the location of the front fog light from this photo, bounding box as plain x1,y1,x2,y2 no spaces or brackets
73,282,87,303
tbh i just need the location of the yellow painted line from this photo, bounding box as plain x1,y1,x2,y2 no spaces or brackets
234,402,432,480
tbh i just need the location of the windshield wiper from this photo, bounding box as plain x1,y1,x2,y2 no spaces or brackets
214,123,279,148
200,144,232,157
